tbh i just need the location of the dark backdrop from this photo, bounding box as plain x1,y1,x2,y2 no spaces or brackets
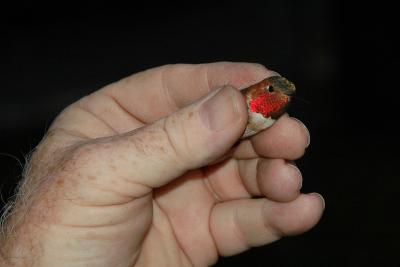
1,1,399,266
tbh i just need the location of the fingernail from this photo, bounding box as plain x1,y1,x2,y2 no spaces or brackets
200,86,240,131
269,70,281,77
290,117,310,147
311,192,325,209
287,162,302,190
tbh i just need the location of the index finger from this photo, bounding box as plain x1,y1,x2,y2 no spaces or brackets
100,62,276,123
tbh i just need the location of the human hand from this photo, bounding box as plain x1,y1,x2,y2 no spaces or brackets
0,62,324,266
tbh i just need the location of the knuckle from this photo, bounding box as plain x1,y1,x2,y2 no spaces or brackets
63,142,104,172
162,114,191,163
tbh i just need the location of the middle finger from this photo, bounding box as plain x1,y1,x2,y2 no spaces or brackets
232,115,310,160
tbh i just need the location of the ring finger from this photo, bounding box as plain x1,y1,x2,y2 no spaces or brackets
204,157,303,202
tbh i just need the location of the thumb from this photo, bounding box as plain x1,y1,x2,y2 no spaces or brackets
82,85,248,192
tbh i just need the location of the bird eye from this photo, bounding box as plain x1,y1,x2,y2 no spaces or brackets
268,86,274,93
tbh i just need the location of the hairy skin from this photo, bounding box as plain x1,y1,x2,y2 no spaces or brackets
0,62,324,267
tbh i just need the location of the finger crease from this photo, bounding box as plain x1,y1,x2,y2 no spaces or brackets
103,92,146,125
233,206,251,249
161,68,179,111
204,65,213,93
202,173,223,203
153,200,195,267
261,201,283,238
49,127,91,140
76,104,117,134
162,118,181,165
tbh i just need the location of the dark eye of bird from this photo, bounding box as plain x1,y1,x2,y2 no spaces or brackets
268,86,274,93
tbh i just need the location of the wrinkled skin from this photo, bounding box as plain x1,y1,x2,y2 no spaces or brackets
1,62,324,267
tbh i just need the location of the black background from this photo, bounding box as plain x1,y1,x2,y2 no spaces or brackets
1,1,399,266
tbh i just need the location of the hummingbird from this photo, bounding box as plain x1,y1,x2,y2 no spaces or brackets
241,76,296,138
